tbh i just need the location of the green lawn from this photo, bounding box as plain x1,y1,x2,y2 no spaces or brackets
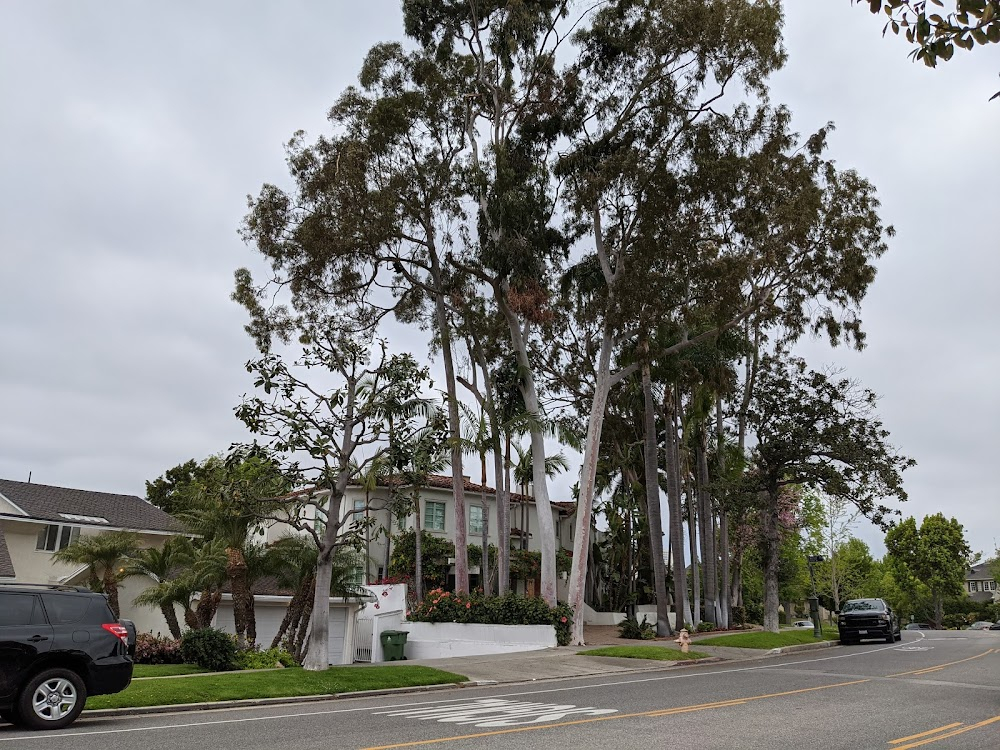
132,664,210,678
580,645,709,661
695,629,839,649
86,666,467,710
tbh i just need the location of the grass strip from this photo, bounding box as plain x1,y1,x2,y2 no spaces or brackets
695,629,839,649
86,666,467,710
131,664,210,678
580,645,709,661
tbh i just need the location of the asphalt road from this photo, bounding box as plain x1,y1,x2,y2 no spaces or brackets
3,630,999,750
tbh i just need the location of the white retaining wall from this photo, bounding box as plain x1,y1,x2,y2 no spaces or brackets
398,622,556,659
582,603,675,628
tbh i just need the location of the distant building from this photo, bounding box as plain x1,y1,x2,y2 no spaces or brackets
965,561,999,603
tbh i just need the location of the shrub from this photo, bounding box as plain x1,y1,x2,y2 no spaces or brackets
407,590,575,646
234,646,296,670
133,633,183,665
731,605,747,626
180,628,238,672
696,622,716,633
618,615,655,640
743,602,764,624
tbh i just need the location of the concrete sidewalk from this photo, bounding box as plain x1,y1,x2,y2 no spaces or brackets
385,639,838,685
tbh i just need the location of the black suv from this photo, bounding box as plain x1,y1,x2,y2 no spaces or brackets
0,584,133,730
837,598,901,645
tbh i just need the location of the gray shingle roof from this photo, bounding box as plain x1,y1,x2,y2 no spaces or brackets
0,526,14,577
0,478,183,533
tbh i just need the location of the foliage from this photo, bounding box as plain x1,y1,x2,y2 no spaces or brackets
509,548,573,581
859,2,1000,64
696,622,716,633
407,590,574,646
234,646,296,670
744,602,765,625
180,628,238,672
618,615,656,641
51,530,141,619
885,514,972,627
389,530,455,592
133,633,184,665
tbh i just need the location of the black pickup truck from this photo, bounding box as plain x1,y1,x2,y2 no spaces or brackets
837,598,901,645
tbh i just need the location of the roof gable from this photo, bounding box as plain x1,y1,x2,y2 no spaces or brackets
0,526,14,578
0,479,183,534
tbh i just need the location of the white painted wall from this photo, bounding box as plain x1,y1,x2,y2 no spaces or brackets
582,602,674,628
214,596,358,665
398,622,556,659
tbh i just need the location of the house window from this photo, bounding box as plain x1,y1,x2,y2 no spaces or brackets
351,566,365,586
353,499,367,516
470,505,485,535
424,501,445,531
35,525,80,552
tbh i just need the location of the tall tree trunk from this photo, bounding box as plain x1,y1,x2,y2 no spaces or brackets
226,547,252,646
195,588,222,629
294,588,314,663
687,489,701,627
498,292,557,606
697,432,719,625
160,602,182,640
495,428,509,594
641,359,671,636
480,460,490,593
414,494,423,601
665,390,693,629
383,507,393,582
762,490,782,633
102,569,121,620
272,572,314,650
567,324,615,643
716,397,731,630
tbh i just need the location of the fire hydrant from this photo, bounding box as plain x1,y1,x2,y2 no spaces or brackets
674,628,692,653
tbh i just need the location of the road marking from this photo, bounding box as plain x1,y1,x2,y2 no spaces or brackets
889,722,963,744
890,716,1000,750
0,637,914,744
360,679,870,749
375,698,618,727
888,648,994,677
896,647,933,652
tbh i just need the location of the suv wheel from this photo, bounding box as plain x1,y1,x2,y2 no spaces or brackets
17,669,87,730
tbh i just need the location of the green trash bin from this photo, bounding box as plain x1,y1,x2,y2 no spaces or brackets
380,630,408,661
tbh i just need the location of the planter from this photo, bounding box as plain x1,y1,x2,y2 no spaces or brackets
399,622,557,659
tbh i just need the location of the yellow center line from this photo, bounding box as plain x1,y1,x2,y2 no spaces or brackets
889,722,963,744
887,649,994,677
360,679,870,750
890,716,1000,750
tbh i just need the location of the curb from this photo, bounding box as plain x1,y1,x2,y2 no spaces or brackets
83,682,464,718
767,640,840,655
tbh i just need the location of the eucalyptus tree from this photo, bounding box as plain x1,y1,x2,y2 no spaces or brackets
742,355,914,632
234,316,430,669
239,36,477,594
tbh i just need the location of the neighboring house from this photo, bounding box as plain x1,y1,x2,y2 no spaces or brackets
965,561,999,603
0,477,184,634
264,474,577,597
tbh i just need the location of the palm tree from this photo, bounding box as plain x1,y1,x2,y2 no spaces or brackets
53,531,141,619
511,442,570,552
122,535,193,638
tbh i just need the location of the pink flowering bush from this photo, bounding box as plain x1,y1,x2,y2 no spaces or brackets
407,590,574,645
133,633,184,664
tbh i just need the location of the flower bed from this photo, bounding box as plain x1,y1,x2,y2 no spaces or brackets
407,590,573,646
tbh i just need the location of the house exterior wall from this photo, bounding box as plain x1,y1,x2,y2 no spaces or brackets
0,518,175,633
263,484,574,587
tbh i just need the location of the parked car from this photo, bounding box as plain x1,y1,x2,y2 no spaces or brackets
836,598,901,644
905,622,933,630
792,620,814,628
969,621,994,631
990,622,1000,631
0,583,133,730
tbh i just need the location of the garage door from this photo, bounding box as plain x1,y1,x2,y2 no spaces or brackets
214,600,349,665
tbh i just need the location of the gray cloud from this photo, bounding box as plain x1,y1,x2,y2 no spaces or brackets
0,1,996,558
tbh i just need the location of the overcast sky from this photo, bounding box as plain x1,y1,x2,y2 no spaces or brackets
1,2,997,559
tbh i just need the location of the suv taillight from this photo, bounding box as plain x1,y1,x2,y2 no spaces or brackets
102,623,129,644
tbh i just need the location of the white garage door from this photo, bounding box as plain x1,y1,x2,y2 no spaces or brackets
214,599,350,665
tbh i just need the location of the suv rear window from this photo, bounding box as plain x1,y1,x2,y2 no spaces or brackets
0,593,44,626
40,593,93,624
